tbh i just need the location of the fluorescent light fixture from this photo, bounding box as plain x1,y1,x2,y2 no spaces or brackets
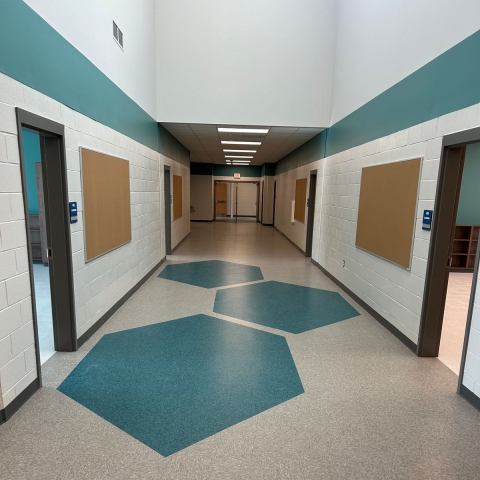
221,141,261,145
232,162,251,165
225,155,254,159
218,127,269,134
223,149,257,153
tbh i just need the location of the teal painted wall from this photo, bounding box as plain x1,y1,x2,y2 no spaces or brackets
190,164,262,177
261,163,276,176
21,128,41,215
158,125,190,167
327,29,480,157
190,163,213,175
213,165,261,177
275,131,326,175
276,29,480,173
457,143,480,225
0,1,189,165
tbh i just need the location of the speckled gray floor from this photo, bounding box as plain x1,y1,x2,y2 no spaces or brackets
1,222,480,479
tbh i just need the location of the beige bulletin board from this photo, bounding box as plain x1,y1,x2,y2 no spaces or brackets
294,178,308,223
356,158,422,269
173,174,183,221
81,148,131,262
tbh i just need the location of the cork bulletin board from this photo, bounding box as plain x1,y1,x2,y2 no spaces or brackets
294,178,308,223
81,148,132,262
355,158,422,269
173,174,183,221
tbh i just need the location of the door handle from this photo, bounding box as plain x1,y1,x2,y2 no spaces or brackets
447,256,452,267
46,247,52,259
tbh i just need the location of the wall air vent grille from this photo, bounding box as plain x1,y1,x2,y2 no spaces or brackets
113,21,123,50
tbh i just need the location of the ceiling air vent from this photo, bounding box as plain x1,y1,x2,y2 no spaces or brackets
113,21,124,49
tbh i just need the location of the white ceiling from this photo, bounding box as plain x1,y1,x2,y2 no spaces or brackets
161,123,324,165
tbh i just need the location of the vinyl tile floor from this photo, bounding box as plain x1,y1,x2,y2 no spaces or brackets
438,272,474,375
1,222,480,479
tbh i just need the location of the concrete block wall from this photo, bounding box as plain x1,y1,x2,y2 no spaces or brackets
313,103,480,345
0,88,35,409
0,72,189,409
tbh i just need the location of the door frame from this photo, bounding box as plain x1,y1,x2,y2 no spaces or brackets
16,108,77,383
213,180,259,221
164,166,172,255
418,127,480,371
305,170,317,257
272,181,277,226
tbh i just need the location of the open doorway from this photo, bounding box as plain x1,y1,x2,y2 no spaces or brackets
17,109,76,377
436,144,480,374
21,127,54,364
418,126,480,400
214,181,259,222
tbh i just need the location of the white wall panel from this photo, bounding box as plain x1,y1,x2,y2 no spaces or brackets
24,0,157,118
331,0,480,124
155,0,336,127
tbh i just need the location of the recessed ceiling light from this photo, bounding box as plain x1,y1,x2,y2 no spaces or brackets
218,127,269,134
225,155,254,159
232,162,251,165
221,141,261,145
223,149,257,153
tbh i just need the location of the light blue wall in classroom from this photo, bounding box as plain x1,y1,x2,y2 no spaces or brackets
21,128,41,215
457,143,480,225
0,1,189,165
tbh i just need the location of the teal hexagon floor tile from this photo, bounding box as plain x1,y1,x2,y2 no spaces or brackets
58,314,303,456
158,260,263,288
214,281,360,334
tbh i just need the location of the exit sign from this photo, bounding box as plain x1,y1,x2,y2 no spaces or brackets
234,173,241,179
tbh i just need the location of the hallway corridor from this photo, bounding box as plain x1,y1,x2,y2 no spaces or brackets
1,222,479,479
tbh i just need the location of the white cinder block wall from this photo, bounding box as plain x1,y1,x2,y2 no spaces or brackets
313,103,480,344
275,102,480,391
0,72,189,409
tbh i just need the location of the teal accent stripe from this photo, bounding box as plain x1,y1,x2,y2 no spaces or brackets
0,0,189,166
275,131,326,175
191,163,214,175
0,1,157,150
327,29,480,156
158,125,190,167
276,29,480,173
213,165,261,177
261,163,276,176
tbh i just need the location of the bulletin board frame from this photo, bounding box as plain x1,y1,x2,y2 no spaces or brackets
294,178,308,223
80,147,132,263
355,157,422,270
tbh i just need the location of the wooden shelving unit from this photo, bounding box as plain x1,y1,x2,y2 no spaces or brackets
451,225,479,272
